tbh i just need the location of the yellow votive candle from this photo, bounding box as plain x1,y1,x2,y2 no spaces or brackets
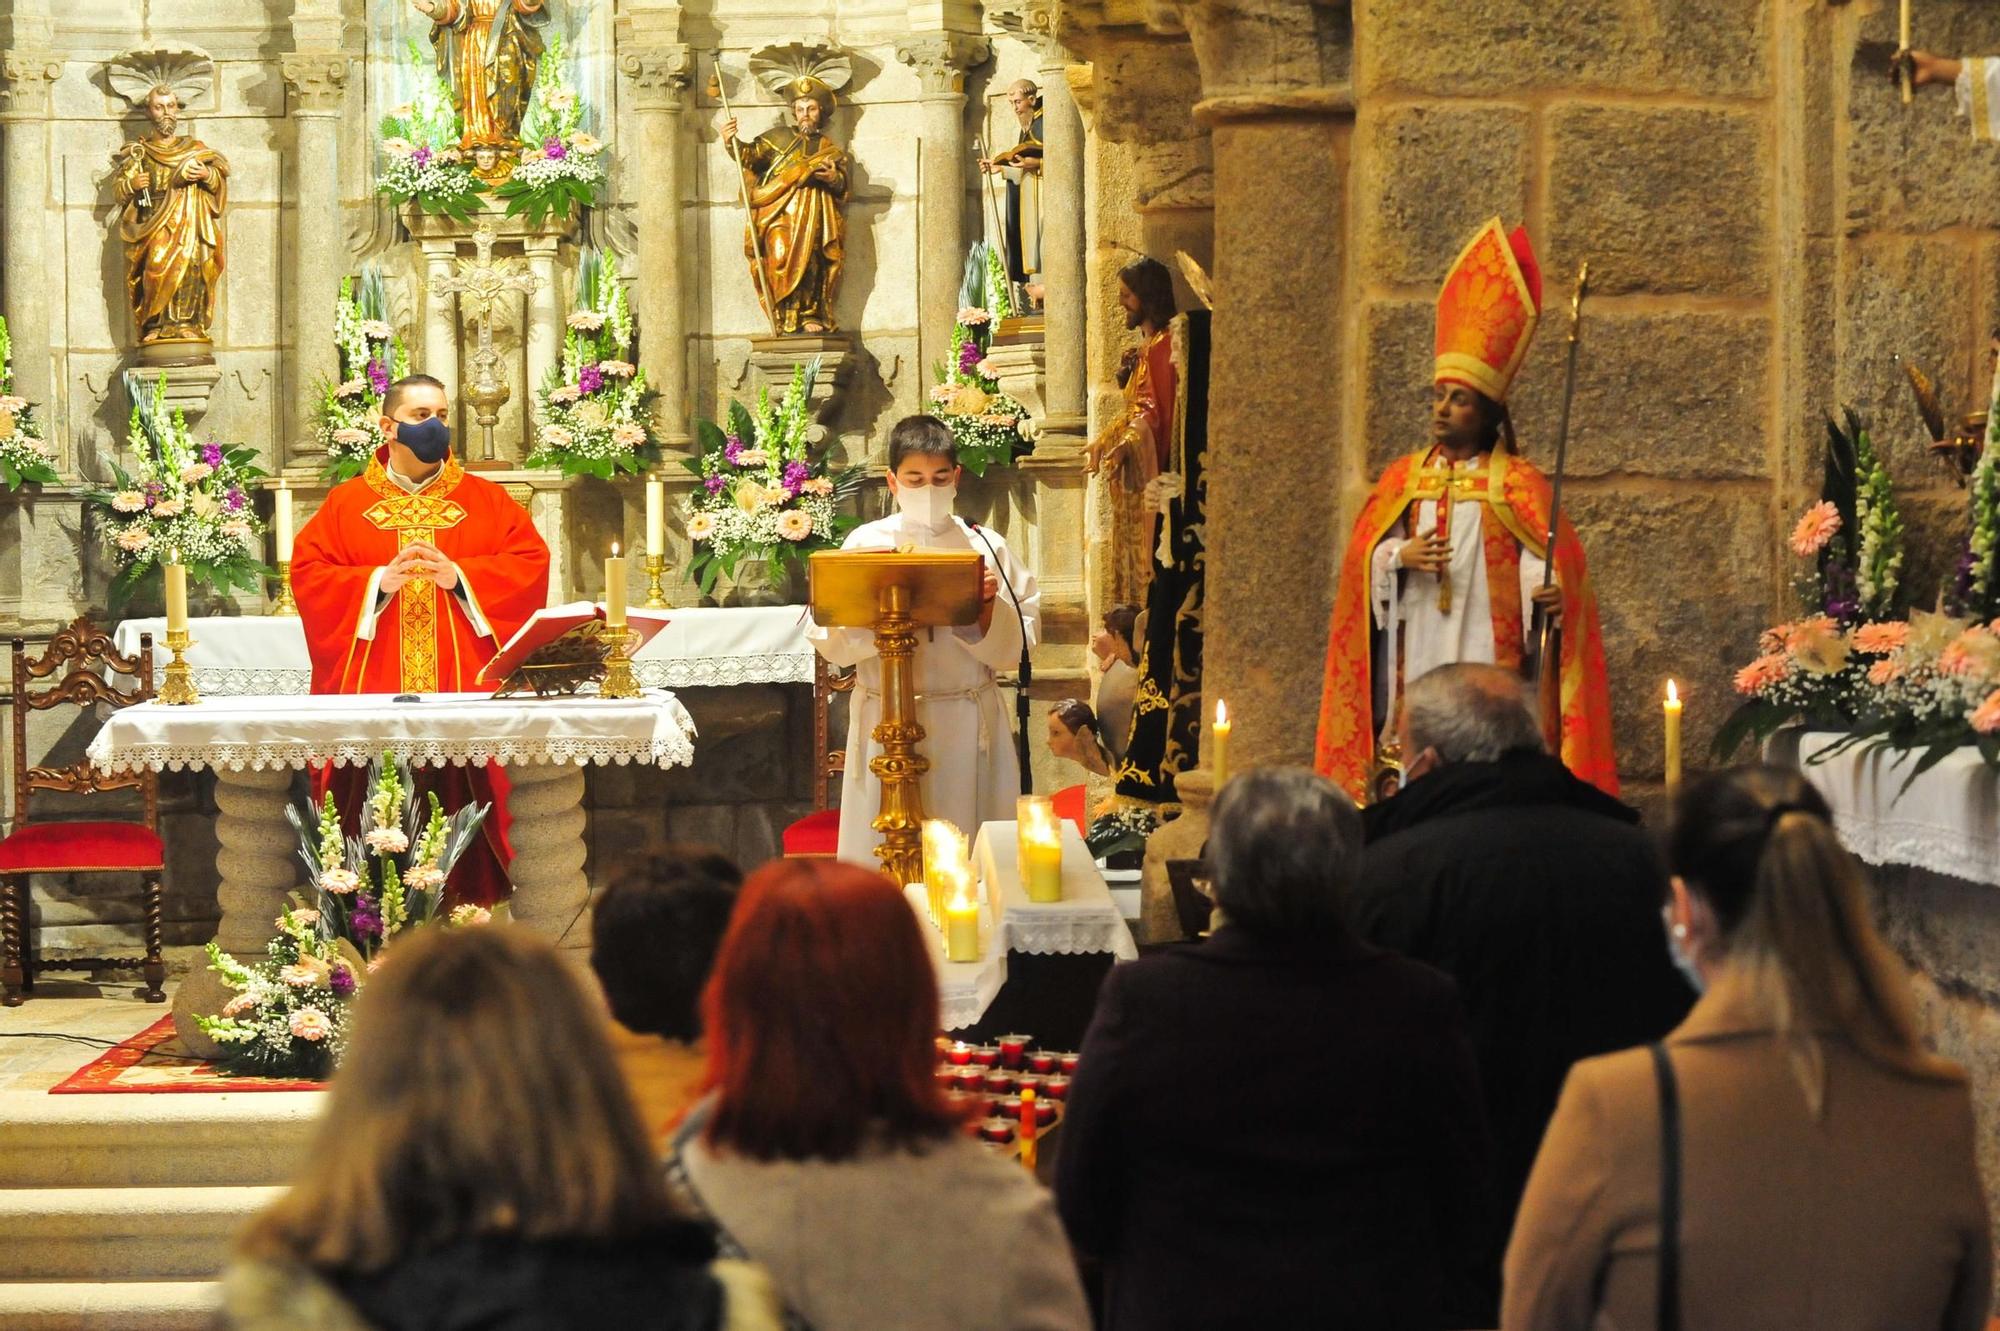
1021,820,1063,903
1211,698,1231,790
945,883,981,962
164,557,188,634
923,818,965,926
274,482,294,561
1664,679,1683,793
605,542,627,628
645,476,665,557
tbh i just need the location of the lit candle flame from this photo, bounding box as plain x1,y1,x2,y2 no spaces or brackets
611,540,621,558
1666,679,1680,705
1215,699,1229,726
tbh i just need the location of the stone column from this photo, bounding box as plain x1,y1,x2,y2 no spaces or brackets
1033,38,1087,431
0,51,61,411
281,54,352,469
896,34,990,387
618,45,694,447
523,235,562,404
419,241,461,401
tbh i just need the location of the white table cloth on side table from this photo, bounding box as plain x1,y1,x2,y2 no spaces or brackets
1784,730,2000,887
111,605,816,696
901,885,1008,1031
88,690,697,1052
970,821,1141,961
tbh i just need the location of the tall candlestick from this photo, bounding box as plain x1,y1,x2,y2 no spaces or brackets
1664,679,1683,794
1899,0,1914,103
645,475,665,557
1211,698,1232,790
604,542,627,628
164,557,189,635
274,482,294,561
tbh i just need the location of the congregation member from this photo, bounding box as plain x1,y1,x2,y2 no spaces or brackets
591,845,743,1149
807,415,1040,865
669,859,1090,1331
1057,768,1496,1330
1046,698,1111,778
220,926,779,1331
290,373,551,906
1504,766,1992,1329
1353,664,1693,1239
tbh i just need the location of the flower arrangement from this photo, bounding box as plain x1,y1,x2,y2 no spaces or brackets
0,316,55,491
376,41,486,224
1085,805,1160,863
527,250,659,479
312,270,410,483
928,244,1035,476
194,756,496,1079
683,359,863,598
1959,372,2000,620
491,35,607,228
90,376,268,608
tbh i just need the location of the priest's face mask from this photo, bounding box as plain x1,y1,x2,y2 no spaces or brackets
381,384,452,468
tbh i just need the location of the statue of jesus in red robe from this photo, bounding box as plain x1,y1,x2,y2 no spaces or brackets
291,374,551,905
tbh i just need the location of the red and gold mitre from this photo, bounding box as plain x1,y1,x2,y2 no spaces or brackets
1434,218,1543,404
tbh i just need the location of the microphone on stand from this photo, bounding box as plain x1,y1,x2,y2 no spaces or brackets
962,518,1034,794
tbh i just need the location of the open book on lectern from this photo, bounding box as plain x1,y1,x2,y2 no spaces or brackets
478,602,672,684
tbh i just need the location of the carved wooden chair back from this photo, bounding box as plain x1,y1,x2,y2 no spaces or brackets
10,618,159,831
810,651,855,812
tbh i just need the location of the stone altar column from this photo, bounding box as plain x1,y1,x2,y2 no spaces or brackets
419,241,462,403
618,45,693,447
896,34,990,389
280,53,352,469
1032,32,1087,433
0,51,61,410
172,768,299,1054
523,235,562,404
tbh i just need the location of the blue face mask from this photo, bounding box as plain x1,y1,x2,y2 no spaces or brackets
396,416,451,464
1661,906,1707,995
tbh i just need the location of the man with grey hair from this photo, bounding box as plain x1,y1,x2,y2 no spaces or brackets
1353,663,1692,1269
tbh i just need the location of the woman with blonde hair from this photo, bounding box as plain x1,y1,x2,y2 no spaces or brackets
220,924,778,1331
1504,764,1991,1330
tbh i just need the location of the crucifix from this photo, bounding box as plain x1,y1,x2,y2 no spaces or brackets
428,223,541,465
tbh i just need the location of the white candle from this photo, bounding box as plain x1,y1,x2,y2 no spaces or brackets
1899,0,1911,49
274,482,294,562
645,476,665,557
1664,679,1683,794
164,557,188,635
1211,698,1232,790
604,542,627,628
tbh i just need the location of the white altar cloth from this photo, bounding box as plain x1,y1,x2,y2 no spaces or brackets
971,821,1141,961
87,690,698,775
111,605,815,696
1786,730,2000,888
902,885,1009,1031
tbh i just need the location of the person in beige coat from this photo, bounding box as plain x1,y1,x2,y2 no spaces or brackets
1503,764,1992,1331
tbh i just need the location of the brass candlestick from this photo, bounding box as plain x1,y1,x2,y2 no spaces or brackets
598,626,640,699
158,628,200,706
643,554,669,609
272,560,298,616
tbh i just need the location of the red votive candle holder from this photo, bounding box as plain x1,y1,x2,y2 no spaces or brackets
1015,1074,1043,1097
933,1065,956,1087
1027,1050,1058,1075
1042,1074,1072,1101
1057,1052,1080,1075
997,1034,1032,1070
1032,1099,1058,1127
978,1118,1016,1145
996,1095,1024,1121
951,1067,985,1093
982,1069,1016,1096
970,1045,1001,1068
944,1040,975,1066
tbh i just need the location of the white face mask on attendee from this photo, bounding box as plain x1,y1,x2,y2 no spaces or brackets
895,482,957,529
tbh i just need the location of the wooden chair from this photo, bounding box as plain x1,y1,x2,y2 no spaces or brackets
781,652,855,858
0,618,166,1006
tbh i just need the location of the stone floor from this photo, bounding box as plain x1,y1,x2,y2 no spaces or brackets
0,977,175,1092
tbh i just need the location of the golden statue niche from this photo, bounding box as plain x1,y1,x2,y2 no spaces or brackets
414,0,551,160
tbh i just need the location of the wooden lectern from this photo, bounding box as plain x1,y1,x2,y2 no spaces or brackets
808,549,984,886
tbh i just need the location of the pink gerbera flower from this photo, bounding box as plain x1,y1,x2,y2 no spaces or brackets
1867,657,1903,687
1734,652,1790,695
1973,689,2000,734
1790,501,1841,558
1850,621,1909,655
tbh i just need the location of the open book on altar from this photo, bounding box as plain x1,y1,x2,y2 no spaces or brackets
479,602,673,685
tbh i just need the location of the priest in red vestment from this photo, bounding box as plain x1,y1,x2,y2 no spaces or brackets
291,374,550,905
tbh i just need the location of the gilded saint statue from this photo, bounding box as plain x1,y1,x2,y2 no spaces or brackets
720,76,850,335
414,0,550,153
111,83,228,361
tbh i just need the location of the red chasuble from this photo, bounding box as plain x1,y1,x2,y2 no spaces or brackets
291,449,551,905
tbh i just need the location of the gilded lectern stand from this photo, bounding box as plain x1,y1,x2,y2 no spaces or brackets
808,549,984,886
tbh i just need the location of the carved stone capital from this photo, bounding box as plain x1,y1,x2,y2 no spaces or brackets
281,52,351,115
0,51,63,119
895,33,991,100
619,44,694,112
992,0,1067,64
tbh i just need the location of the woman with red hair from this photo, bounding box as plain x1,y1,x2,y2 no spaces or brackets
669,859,1090,1331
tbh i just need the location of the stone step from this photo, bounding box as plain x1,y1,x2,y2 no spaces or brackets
0,1280,221,1331
0,1091,322,1189
0,1185,282,1282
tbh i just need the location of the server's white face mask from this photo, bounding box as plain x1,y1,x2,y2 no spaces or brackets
895,482,956,529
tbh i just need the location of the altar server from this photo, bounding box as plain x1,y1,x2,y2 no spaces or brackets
808,415,1040,866
291,373,550,905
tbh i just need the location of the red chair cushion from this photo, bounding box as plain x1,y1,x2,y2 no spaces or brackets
1053,784,1089,838
782,808,842,858
0,822,165,874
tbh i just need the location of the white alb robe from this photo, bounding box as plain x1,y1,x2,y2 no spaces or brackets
807,511,1041,867
1954,56,2000,140
1369,455,1545,717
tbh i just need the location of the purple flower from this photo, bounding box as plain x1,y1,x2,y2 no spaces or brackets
723,438,746,466
1955,546,1978,606
578,365,605,396
349,895,383,941
144,480,165,500
366,357,390,397
705,474,726,495
412,146,433,168
782,460,811,493
201,442,223,468
224,488,246,513
1821,560,1859,624
958,341,984,375
544,136,567,161
328,964,356,998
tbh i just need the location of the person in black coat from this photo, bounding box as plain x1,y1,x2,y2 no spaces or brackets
1355,663,1695,1245
1056,767,1498,1330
